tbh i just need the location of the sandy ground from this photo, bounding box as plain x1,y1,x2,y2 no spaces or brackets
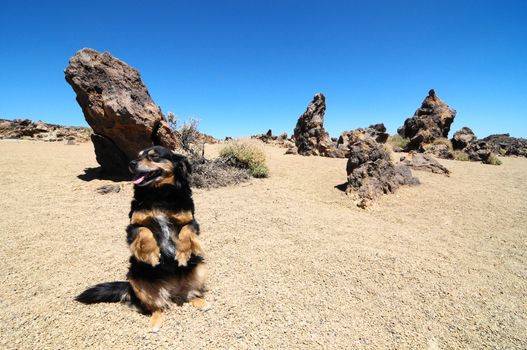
0,140,526,349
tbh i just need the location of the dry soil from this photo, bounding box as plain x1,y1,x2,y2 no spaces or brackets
0,140,526,349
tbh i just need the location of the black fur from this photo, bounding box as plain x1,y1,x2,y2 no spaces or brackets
75,281,131,304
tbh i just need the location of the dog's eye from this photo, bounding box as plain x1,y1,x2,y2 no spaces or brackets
149,154,161,162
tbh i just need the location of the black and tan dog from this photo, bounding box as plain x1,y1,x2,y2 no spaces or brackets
76,146,207,332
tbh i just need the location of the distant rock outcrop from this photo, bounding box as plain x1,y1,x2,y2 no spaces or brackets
252,130,292,148
345,131,419,208
451,127,477,150
0,118,91,142
448,128,503,164
398,89,456,151
64,48,179,176
402,152,450,176
293,93,336,156
481,134,527,157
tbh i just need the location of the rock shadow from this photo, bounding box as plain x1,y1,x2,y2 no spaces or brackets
77,167,130,182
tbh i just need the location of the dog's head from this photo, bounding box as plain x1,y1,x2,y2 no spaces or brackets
129,146,191,188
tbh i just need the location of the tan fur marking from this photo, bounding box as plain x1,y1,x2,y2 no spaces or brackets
154,174,175,187
131,210,154,225
130,227,160,266
169,210,193,225
174,225,204,266
153,161,175,187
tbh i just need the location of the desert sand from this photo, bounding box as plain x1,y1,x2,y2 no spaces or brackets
0,140,526,349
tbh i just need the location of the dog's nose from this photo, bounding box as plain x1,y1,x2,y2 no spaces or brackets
129,160,137,168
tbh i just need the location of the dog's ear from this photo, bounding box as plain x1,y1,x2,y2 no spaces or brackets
171,152,192,188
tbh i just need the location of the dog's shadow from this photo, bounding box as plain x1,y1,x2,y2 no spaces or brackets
77,167,130,182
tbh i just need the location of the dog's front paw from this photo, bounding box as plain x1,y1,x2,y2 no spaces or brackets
175,249,191,267
131,229,161,267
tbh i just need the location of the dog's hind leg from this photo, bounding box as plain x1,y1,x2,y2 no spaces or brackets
189,297,210,311
148,309,164,333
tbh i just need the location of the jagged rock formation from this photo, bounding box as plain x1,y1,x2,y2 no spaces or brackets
398,89,456,150
64,48,179,176
402,152,450,176
463,140,496,164
293,93,336,156
345,131,419,208
451,127,477,150
481,134,527,157
0,118,91,142
337,124,389,158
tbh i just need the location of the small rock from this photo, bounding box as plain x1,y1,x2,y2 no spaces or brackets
95,184,121,194
402,152,450,176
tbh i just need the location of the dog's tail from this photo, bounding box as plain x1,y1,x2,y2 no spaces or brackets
75,281,133,304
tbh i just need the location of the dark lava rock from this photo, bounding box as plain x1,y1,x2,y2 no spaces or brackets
398,89,456,150
452,127,477,150
337,124,389,159
481,134,527,157
345,132,419,208
293,93,336,156
464,140,496,164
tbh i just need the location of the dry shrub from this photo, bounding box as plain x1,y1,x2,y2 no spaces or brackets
191,158,251,189
453,150,469,161
486,153,502,166
382,143,397,162
388,134,409,149
167,113,205,158
219,141,269,178
432,137,453,150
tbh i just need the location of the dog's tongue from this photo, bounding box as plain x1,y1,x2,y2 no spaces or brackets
132,175,145,185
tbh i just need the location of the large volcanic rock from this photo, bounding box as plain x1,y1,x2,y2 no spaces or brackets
293,93,336,156
481,134,527,157
398,89,456,150
451,127,477,150
64,48,179,176
345,131,419,208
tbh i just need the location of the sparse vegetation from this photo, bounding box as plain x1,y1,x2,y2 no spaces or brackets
191,158,251,188
486,153,502,166
219,141,269,178
382,143,397,162
387,134,409,150
166,114,252,188
432,137,453,150
167,114,204,159
453,150,469,161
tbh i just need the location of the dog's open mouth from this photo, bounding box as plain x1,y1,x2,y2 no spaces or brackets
132,170,162,186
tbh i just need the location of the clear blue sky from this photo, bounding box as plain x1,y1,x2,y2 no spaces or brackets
1,0,526,139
